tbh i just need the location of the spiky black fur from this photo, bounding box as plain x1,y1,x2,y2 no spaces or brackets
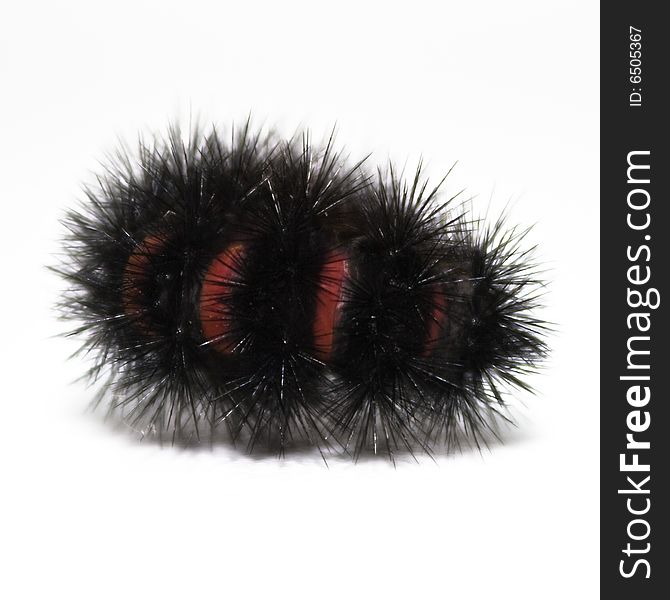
206,134,369,454
56,121,547,459
56,122,275,438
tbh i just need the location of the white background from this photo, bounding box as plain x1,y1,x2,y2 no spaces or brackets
1,1,599,598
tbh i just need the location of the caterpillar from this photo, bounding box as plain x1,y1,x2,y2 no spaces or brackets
56,120,548,461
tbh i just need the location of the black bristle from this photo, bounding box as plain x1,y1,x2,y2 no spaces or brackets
55,122,275,439
55,121,548,459
207,134,369,454
422,213,549,451
327,165,455,459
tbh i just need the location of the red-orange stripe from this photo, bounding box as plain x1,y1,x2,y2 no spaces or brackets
423,286,448,357
122,234,166,331
313,251,348,361
199,243,246,353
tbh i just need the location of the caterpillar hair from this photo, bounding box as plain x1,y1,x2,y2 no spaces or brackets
55,120,548,460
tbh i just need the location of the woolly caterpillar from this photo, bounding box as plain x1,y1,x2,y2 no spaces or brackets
56,121,548,460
